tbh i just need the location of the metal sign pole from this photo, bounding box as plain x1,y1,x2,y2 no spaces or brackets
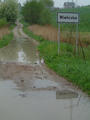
76,23,79,54
58,23,60,55
57,12,79,55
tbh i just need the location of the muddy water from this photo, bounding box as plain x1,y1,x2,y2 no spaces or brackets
0,23,90,120
0,79,90,120
0,28,38,64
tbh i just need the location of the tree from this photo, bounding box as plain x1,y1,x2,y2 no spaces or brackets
29,0,54,8
22,0,51,25
40,0,54,8
0,0,18,23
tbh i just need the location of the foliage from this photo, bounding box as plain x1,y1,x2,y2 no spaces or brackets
40,0,54,8
23,24,90,95
0,32,13,48
0,0,18,23
40,8,52,24
22,0,52,25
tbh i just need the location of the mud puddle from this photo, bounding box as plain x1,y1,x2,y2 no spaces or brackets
0,37,38,64
0,79,90,120
0,22,90,120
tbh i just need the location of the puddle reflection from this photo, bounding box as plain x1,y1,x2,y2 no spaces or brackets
0,38,38,64
0,80,90,120
56,90,78,99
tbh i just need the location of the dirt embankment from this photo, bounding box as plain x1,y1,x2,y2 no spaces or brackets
29,25,90,46
0,26,10,39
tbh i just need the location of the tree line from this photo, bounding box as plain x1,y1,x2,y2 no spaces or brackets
0,0,54,26
22,0,54,25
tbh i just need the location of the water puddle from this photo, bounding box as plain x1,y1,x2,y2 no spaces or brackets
0,79,90,120
0,38,38,64
18,49,26,62
33,79,58,89
56,90,78,99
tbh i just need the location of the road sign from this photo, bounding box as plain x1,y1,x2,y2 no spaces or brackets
57,12,79,55
57,12,79,23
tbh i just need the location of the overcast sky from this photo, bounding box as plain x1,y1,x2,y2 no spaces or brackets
19,0,90,7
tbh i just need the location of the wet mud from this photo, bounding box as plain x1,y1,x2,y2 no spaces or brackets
0,21,90,120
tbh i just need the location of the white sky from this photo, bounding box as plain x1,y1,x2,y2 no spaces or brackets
19,0,90,7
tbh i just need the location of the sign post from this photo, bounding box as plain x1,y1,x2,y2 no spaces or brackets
58,23,60,55
57,12,79,54
76,23,79,54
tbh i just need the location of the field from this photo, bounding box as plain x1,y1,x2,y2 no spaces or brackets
29,6,90,46
51,6,90,32
29,25,90,46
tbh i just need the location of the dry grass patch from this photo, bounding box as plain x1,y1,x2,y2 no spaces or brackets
0,26,10,40
29,25,58,42
29,25,90,46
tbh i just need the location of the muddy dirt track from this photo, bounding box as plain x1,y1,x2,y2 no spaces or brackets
0,22,90,120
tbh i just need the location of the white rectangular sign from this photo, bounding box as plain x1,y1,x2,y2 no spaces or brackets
57,12,79,23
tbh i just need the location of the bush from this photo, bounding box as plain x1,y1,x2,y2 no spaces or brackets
0,18,8,28
22,0,52,25
0,0,18,23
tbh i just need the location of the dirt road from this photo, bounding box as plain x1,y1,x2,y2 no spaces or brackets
0,22,90,120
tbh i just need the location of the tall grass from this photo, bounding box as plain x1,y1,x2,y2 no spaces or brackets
29,25,90,46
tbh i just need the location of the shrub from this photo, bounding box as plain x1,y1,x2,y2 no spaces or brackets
0,0,18,23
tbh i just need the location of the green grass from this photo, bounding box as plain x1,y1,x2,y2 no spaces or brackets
23,25,90,95
9,23,16,30
0,22,15,48
0,32,13,48
51,6,90,32
0,18,8,28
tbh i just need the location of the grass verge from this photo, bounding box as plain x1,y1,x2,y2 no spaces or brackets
23,25,90,95
0,23,16,48
0,32,13,48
